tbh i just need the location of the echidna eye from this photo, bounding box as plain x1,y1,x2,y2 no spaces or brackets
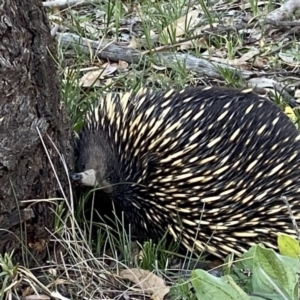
106,176,112,182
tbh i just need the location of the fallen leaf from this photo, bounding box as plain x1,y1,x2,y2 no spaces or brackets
120,268,170,300
253,56,265,69
79,70,102,87
129,36,139,49
79,64,117,87
179,37,207,50
237,48,260,63
279,52,296,64
207,48,259,67
284,105,297,123
119,60,129,70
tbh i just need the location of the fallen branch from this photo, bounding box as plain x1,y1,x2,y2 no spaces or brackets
56,32,257,79
266,0,300,21
43,0,96,8
266,19,300,27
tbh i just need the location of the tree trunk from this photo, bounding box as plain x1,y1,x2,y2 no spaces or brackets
0,0,73,266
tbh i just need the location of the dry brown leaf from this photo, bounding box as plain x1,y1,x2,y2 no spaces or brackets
119,60,129,70
179,37,207,50
79,64,117,87
238,48,260,63
104,63,118,75
160,10,200,44
208,48,259,66
179,40,194,50
206,48,225,58
129,36,139,49
120,268,170,300
253,56,265,69
79,70,102,87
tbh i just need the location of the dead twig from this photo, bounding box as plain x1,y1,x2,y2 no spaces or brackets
56,32,258,80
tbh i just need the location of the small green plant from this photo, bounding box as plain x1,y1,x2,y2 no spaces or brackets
216,66,245,88
115,0,124,36
104,0,117,36
248,0,261,17
137,238,179,271
271,88,286,106
53,200,67,233
196,0,214,27
167,61,194,89
0,251,18,299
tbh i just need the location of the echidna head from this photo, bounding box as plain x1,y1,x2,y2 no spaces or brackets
71,130,120,194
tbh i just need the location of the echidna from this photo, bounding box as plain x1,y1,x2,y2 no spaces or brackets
71,86,300,258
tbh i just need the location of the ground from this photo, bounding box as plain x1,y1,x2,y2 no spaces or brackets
1,0,300,299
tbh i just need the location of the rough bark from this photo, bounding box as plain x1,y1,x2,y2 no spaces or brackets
0,0,73,266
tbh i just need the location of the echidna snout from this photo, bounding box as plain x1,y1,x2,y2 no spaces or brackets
71,169,97,186
71,167,115,194
72,86,300,259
